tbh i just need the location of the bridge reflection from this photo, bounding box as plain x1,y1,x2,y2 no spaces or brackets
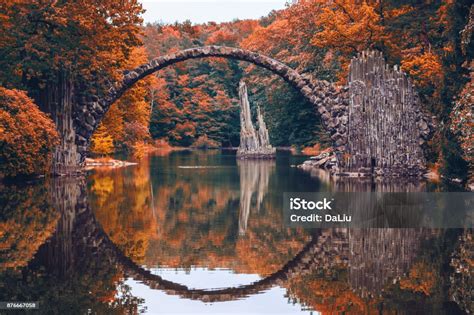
0,176,470,314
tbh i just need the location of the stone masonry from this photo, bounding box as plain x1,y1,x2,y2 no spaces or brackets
72,45,345,165
73,46,430,176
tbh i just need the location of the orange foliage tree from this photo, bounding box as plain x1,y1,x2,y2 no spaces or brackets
0,87,58,177
0,0,144,88
91,47,153,156
401,52,444,91
241,0,471,176
0,0,144,171
90,123,114,156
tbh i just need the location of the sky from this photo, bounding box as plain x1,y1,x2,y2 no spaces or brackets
140,0,289,24
126,268,314,314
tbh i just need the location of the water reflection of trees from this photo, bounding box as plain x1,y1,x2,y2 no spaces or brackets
0,179,145,314
0,157,471,314
88,156,310,275
85,155,472,313
282,172,471,314
283,228,471,313
0,183,59,270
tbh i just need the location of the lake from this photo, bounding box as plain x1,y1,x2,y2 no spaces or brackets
0,150,471,314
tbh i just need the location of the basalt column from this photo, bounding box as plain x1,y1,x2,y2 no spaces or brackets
36,72,81,175
345,51,430,177
237,81,276,159
256,105,273,152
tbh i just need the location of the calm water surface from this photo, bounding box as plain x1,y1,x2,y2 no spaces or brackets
0,150,471,314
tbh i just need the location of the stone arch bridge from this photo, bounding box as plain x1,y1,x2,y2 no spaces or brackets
71,46,431,176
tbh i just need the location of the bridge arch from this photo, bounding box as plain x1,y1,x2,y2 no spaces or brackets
67,47,431,177
73,45,348,165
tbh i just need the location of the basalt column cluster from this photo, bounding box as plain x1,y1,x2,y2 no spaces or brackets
345,51,431,177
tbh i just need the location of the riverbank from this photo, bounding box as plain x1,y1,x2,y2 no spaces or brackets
298,151,473,191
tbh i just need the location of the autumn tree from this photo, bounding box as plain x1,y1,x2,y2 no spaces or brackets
149,77,181,140
242,0,472,176
0,0,144,171
0,87,59,177
90,123,114,157
91,47,153,156
123,121,151,159
0,0,143,87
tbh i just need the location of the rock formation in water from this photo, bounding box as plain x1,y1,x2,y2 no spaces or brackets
237,81,276,159
256,105,274,152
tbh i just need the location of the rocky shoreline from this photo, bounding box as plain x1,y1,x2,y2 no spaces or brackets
298,150,338,172
298,151,473,191
299,151,429,178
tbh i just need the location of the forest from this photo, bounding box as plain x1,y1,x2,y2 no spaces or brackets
0,0,472,182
